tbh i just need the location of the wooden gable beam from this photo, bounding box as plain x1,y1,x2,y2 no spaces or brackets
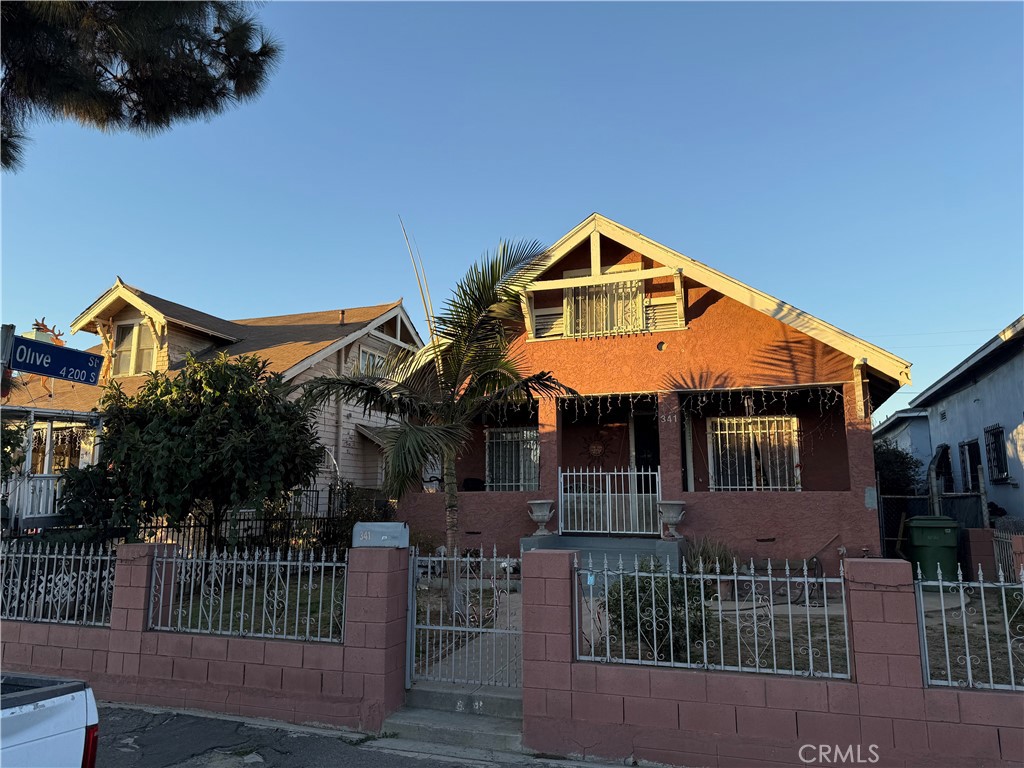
520,293,535,338
590,231,601,276
673,269,687,328
525,266,676,292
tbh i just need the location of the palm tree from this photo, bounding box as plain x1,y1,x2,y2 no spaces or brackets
304,239,574,555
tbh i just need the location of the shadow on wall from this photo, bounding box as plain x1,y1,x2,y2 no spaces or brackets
750,332,849,387
661,369,735,392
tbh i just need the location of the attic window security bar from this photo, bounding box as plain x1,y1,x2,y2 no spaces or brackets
564,280,645,338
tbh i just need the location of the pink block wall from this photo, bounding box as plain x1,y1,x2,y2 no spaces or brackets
0,544,408,733
1014,536,1024,577
966,529,998,577
521,551,1024,768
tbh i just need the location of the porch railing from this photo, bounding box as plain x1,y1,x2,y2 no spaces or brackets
5,474,64,528
558,466,661,535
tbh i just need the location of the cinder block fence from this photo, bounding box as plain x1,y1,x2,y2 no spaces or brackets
520,551,1024,768
2,542,1022,767
0,543,407,732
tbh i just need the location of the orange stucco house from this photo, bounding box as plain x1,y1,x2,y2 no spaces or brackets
398,214,911,570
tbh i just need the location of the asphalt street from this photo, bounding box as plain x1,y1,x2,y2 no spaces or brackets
96,705,613,768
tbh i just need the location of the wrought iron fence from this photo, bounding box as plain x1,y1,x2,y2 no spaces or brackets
410,547,522,687
575,555,850,679
993,531,1016,579
133,511,348,554
0,540,115,626
148,546,347,642
915,562,1024,691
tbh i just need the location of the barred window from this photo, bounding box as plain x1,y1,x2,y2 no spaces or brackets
564,280,645,337
984,426,1009,482
485,428,540,491
707,416,801,491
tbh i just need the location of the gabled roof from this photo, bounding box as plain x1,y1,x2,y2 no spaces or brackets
72,277,243,341
6,288,419,411
228,301,410,379
872,408,929,439
522,213,912,385
909,315,1024,408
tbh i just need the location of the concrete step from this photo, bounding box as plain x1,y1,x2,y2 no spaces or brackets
382,707,522,752
405,681,522,720
522,534,686,571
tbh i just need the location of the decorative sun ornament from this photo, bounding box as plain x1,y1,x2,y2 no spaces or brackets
580,430,612,468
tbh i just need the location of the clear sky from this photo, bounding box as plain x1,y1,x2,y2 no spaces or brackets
2,2,1021,423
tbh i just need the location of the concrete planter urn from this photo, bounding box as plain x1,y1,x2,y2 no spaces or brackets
658,500,686,540
527,500,555,536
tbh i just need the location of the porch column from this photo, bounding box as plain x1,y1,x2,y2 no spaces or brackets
42,422,54,474
657,392,684,497
538,398,560,499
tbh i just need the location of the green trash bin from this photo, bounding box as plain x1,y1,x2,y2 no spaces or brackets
906,516,959,581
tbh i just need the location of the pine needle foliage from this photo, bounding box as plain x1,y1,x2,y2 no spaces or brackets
1,1,281,170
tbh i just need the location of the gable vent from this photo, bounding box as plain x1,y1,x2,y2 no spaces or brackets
645,303,679,331
534,312,565,338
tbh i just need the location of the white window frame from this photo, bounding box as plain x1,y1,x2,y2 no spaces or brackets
707,416,801,492
111,321,155,376
485,427,540,492
359,347,383,373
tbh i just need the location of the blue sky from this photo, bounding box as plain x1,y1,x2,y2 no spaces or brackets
2,2,1021,423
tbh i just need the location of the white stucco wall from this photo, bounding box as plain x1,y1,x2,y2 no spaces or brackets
923,348,1023,516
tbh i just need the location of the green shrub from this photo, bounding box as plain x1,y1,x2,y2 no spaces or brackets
603,557,713,662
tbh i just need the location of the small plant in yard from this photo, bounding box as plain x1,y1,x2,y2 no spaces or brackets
684,537,735,574
603,558,711,663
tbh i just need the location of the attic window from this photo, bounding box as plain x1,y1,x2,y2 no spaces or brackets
359,348,383,373
112,322,155,376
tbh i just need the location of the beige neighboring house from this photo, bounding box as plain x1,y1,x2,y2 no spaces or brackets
3,277,423,528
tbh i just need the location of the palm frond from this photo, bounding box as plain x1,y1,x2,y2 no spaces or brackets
376,422,471,498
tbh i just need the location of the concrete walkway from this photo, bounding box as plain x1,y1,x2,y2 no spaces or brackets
423,591,523,687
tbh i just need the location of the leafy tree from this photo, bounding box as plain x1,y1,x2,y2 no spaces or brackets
305,240,574,555
72,353,323,544
874,438,924,495
1,420,27,484
1,1,281,170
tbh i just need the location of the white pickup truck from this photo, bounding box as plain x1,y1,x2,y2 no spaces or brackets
1,673,99,768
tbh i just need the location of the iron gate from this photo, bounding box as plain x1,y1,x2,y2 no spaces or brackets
406,547,522,688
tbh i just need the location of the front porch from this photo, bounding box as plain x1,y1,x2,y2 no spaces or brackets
1,406,102,533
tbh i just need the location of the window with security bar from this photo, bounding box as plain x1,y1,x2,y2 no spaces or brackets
707,416,801,491
563,280,645,337
485,427,540,491
985,426,1009,482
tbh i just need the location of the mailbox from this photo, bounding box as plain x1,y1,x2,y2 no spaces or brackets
352,521,409,548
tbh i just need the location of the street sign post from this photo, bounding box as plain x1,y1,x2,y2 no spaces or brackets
8,336,104,386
